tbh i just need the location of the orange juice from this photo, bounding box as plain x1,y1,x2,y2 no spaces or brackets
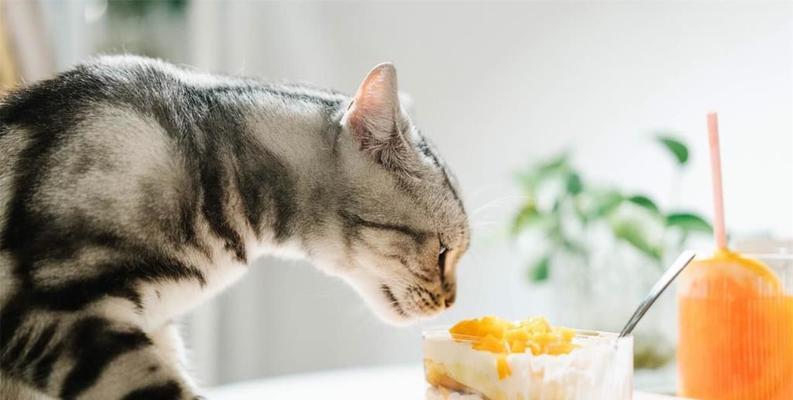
678,251,793,399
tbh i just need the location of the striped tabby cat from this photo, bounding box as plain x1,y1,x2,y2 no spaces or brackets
0,56,469,400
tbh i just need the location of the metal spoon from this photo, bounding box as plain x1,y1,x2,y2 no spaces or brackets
619,251,697,337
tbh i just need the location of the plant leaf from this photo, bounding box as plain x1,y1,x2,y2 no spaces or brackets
575,189,623,219
515,171,537,192
594,190,624,217
626,195,660,215
515,153,570,192
565,172,583,195
511,200,541,235
536,153,570,176
657,135,689,166
561,238,588,256
666,212,712,233
529,255,551,282
611,218,662,261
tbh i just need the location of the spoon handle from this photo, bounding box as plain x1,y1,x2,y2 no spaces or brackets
619,251,697,338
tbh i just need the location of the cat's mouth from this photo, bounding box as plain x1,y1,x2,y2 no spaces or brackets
378,283,447,325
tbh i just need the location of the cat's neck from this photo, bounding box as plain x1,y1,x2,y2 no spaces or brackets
234,94,349,262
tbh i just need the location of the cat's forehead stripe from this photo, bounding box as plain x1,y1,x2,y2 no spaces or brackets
415,134,466,219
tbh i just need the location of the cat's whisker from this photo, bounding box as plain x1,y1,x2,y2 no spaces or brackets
470,194,532,209
469,195,532,219
465,184,507,203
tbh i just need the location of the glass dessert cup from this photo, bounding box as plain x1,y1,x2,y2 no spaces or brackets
678,252,793,400
422,328,633,400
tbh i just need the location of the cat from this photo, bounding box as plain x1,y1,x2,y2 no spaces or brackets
0,56,470,400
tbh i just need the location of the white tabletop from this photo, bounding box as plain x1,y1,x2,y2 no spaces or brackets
207,364,684,399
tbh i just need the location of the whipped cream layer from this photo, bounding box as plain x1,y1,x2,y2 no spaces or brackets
423,330,633,400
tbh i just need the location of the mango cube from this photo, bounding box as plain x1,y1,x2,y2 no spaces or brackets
448,316,577,379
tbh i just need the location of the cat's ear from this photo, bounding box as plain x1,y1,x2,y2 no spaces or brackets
398,92,414,114
343,63,413,170
344,63,399,142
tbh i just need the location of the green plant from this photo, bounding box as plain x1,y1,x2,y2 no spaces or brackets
108,0,188,18
511,135,711,282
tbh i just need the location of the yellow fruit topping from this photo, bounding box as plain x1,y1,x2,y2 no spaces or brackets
496,355,511,379
472,335,507,353
448,316,577,379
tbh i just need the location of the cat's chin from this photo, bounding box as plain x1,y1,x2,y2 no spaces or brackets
373,307,440,327
335,272,445,326
368,297,446,327
376,308,448,327
363,295,417,326
354,289,423,326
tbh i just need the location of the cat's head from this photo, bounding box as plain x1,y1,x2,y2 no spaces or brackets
308,63,470,325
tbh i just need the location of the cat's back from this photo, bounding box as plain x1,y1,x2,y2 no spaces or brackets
0,56,211,253
0,55,202,168
0,55,233,145
0,55,346,260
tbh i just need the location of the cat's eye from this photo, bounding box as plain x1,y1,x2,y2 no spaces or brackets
438,243,448,277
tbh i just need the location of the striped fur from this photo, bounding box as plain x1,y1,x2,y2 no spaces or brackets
0,56,469,399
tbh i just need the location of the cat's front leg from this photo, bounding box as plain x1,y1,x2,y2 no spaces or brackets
0,374,55,400
50,317,201,400
148,322,200,395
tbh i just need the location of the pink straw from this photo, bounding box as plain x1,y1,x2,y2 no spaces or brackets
707,112,728,250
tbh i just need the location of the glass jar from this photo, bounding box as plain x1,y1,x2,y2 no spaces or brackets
678,252,793,399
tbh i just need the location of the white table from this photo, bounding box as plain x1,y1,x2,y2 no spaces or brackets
208,364,684,399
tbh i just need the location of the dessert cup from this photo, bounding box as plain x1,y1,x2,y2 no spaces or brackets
423,328,633,400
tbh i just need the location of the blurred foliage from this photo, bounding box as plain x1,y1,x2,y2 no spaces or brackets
634,336,675,369
107,0,188,18
512,135,711,282
94,0,191,62
656,135,689,166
